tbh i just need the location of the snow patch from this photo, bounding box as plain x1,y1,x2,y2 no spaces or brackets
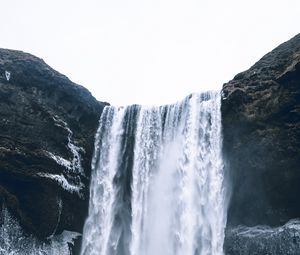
52,115,84,175
232,219,300,238
37,172,83,197
44,151,72,171
0,207,80,255
43,114,87,197
5,71,10,81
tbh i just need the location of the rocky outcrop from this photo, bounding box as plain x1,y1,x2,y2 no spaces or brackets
224,219,300,255
0,49,107,240
222,33,300,253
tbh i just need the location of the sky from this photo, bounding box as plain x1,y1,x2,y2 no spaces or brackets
0,0,300,106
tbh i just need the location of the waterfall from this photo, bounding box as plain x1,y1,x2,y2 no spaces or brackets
81,91,227,255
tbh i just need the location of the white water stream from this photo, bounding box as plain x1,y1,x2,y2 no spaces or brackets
81,92,227,255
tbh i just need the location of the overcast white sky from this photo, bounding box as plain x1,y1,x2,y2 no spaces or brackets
0,0,299,105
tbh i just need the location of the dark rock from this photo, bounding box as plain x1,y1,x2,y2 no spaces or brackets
0,48,107,239
224,220,300,255
222,33,300,252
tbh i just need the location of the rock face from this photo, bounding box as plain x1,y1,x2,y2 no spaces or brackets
222,33,300,253
0,49,107,240
1,33,300,254
224,219,300,255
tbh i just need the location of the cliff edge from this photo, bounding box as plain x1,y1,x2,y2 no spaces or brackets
0,49,107,240
222,33,300,254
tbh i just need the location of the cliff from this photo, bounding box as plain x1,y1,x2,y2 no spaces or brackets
222,33,300,254
1,32,300,254
0,48,107,240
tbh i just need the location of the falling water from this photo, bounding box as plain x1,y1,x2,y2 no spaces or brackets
81,91,227,255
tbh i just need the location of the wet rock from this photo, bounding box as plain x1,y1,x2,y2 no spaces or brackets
222,34,300,253
0,48,107,239
225,220,300,255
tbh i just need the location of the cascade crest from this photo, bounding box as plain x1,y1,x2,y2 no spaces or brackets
81,91,227,255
